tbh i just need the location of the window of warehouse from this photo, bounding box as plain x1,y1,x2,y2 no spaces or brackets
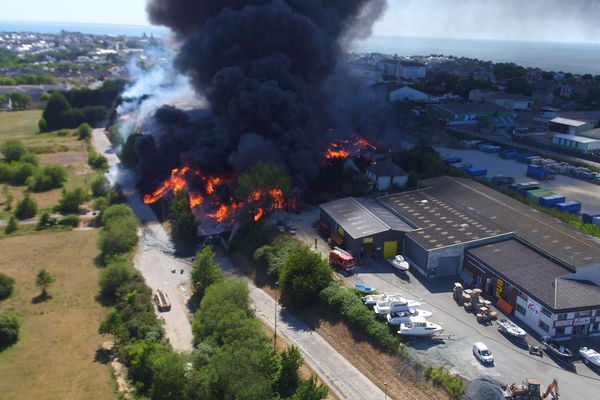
539,320,550,332
516,304,526,316
541,308,552,318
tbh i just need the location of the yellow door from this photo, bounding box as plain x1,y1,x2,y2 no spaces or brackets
383,241,397,259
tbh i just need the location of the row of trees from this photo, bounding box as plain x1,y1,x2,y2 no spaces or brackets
0,74,56,86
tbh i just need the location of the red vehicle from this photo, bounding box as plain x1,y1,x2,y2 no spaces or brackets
329,247,355,272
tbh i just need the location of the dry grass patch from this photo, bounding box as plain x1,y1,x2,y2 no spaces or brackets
0,110,42,138
0,230,116,400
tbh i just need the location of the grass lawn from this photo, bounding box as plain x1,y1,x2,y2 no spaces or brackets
0,230,116,400
0,110,42,138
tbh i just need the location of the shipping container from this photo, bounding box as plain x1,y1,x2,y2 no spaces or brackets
451,162,473,171
556,201,582,214
527,189,554,203
527,165,551,180
481,145,502,153
539,195,566,208
500,149,518,159
443,156,462,166
515,181,540,194
467,167,488,177
492,176,515,185
517,153,536,163
582,212,600,224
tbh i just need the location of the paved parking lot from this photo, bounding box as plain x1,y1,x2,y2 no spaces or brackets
436,147,600,214
348,261,600,398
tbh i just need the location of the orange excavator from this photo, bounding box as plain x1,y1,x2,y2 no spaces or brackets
506,378,559,400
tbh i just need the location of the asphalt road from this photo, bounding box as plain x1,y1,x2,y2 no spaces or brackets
436,146,600,215
348,261,600,400
92,128,194,352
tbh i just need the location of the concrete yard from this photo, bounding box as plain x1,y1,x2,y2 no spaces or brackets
348,261,600,399
436,146,600,214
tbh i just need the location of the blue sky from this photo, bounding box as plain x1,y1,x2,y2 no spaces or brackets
0,0,598,43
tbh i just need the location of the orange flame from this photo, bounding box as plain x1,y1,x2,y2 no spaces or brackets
325,148,350,159
188,191,204,208
143,167,190,204
254,208,264,222
205,176,222,194
207,204,229,223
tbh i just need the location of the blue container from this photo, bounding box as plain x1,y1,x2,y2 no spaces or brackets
556,201,581,214
582,212,600,224
467,167,488,177
527,165,550,180
517,153,535,163
539,195,566,207
443,157,462,166
593,216,600,227
481,145,502,153
501,149,518,159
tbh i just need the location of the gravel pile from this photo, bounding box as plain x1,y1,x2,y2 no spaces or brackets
462,378,505,400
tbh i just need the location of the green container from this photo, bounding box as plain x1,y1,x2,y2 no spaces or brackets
527,189,554,203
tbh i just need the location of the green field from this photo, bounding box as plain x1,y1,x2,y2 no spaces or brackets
0,230,116,400
0,110,42,138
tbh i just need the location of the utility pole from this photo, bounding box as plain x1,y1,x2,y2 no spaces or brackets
384,382,388,400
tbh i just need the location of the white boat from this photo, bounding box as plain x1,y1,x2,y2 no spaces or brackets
363,293,404,306
580,347,600,367
398,317,443,336
374,298,422,315
496,318,527,338
388,255,410,271
386,309,433,325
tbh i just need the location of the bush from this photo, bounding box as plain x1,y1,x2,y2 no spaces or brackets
58,214,79,227
38,118,47,133
36,212,55,230
14,193,37,220
91,175,110,198
320,284,399,352
0,314,20,346
423,367,464,399
191,246,222,297
1,140,28,162
77,123,92,140
27,165,67,192
2,162,35,185
279,247,332,309
88,148,109,171
0,273,15,300
254,237,300,278
99,261,135,300
99,204,138,260
56,188,89,214
4,216,17,234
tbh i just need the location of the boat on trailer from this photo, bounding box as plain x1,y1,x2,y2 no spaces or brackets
374,298,422,315
386,309,433,325
363,293,403,306
398,317,443,337
542,337,572,360
497,318,527,338
580,347,600,367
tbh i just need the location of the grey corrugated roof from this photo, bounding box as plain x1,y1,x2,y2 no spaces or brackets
467,240,600,312
320,197,413,239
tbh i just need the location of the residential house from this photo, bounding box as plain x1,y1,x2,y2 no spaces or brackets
366,155,408,191
389,86,429,103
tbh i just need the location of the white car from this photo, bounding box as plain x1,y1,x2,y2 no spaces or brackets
473,342,494,364
388,255,409,271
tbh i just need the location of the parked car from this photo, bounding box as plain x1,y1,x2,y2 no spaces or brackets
473,342,494,364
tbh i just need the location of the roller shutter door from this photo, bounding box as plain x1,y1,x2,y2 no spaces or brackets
437,256,460,277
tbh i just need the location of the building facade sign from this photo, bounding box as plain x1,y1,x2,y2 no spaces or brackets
527,302,540,317
574,317,591,326
554,319,573,328
495,278,504,299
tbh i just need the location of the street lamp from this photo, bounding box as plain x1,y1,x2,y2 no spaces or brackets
274,281,279,349
384,382,388,400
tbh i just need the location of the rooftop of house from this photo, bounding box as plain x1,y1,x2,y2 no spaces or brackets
398,61,426,68
549,117,589,127
553,133,600,144
367,157,408,177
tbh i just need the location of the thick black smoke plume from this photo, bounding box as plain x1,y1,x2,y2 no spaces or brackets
138,0,387,192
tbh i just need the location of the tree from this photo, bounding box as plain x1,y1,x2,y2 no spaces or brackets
0,273,15,300
56,188,89,214
27,165,67,192
120,133,141,169
91,175,110,198
279,248,332,309
99,310,126,347
38,118,47,133
291,375,328,400
99,218,138,257
149,351,187,400
5,216,17,234
2,185,12,211
99,261,134,299
35,268,55,296
42,92,71,131
1,140,28,162
14,193,37,220
77,123,92,140
36,212,53,230
191,246,222,297
170,190,197,245
9,92,30,109
0,314,20,347
277,345,303,397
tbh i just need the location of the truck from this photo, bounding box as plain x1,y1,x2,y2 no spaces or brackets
155,289,171,312
329,247,355,273
527,165,552,180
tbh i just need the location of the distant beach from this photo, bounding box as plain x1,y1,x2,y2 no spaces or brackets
0,20,167,38
353,35,600,75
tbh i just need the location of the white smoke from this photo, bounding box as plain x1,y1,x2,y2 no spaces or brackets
115,46,206,143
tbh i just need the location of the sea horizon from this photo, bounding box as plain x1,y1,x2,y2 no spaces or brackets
0,20,167,37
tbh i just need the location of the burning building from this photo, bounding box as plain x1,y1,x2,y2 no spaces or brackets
131,1,389,236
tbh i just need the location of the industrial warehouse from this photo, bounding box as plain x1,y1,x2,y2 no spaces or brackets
319,176,600,339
